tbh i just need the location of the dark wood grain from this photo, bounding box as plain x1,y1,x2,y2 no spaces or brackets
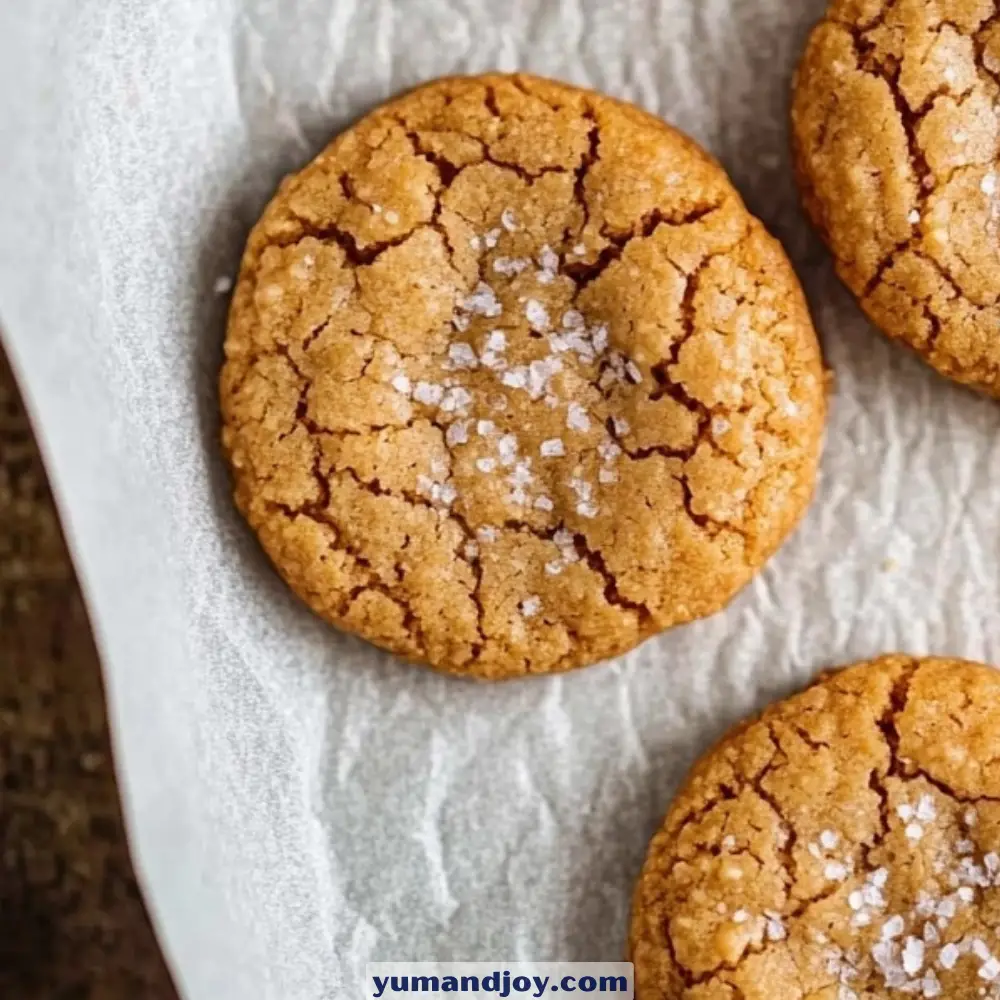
0,349,178,999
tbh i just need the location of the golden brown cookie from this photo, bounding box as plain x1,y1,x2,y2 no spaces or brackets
629,654,1000,999
793,1,1000,396
221,73,826,679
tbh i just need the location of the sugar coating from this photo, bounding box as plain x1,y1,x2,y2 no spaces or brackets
630,656,1000,999
221,72,826,679
793,4,1000,397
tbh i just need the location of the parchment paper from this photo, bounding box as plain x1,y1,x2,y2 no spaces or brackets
4,1,1000,998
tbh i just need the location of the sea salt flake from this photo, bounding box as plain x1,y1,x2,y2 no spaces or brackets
908,209,921,224
508,487,529,506
983,173,998,196
484,228,502,249
612,416,631,436
481,351,507,370
477,420,495,436
598,440,622,462
463,541,479,560
563,309,585,330
477,527,498,542
497,434,519,466
545,560,563,575
448,343,479,370
501,208,518,232
732,909,749,924
413,381,444,405
567,403,590,432
591,325,609,353
577,501,599,518
981,957,1000,982
573,243,587,256
625,360,643,383
446,421,470,447
484,330,507,352
440,386,473,413
502,367,529,390
959,886,976,903
508,461,534,488
765,912,787,941
539,245,559,273
974,939,993,962
391,373,412,395
476,457,498,473
902,936,925,975
882,916,905,940
824,861,848,881
452,312,471,332
463,282,503,317
916,795,936,823
534,496,554,512
898,804,915,822
957,839,976,855
385,210,400,224
820,830,839,850
519,595,541,618
469,235,482,251
527,357,562,399
525,298,550,331
907,823,925,842
848,891,864,911
541,438,565,458
599,468,618,483
939,943,960,970
213,275,233,294
493,256,529,277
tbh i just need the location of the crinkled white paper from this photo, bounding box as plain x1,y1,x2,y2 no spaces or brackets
4,1,1000,998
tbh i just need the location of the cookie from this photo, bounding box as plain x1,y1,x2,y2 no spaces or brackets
629,654,1000,999
793,1,1000,397
221,73,826,679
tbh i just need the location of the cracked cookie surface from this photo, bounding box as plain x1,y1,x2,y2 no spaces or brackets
221,73,826,679
629,654,1000,999
793,0,1000,396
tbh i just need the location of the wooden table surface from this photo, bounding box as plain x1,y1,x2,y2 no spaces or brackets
0,350,178,999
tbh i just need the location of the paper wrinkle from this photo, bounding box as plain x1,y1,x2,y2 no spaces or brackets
5,1,1000,998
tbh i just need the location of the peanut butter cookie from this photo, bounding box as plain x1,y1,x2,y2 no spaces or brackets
630,654,1000,999
794,0,1000,396
221,73,826,679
